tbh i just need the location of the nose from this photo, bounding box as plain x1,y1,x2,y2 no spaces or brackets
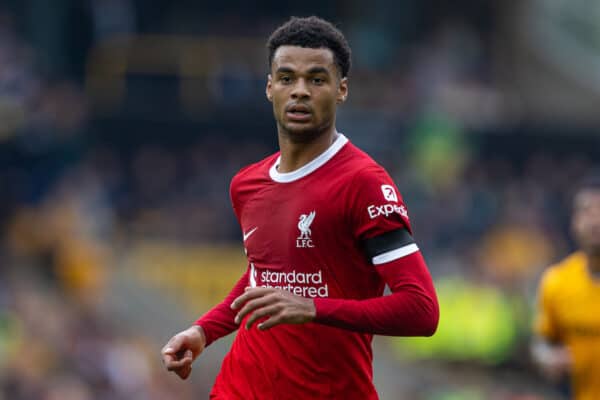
291,78,310,99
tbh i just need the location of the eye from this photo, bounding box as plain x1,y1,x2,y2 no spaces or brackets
280,75,292,84
312,77,324,85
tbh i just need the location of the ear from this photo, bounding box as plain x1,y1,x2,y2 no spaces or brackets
336,77,348,104
266,74,273,102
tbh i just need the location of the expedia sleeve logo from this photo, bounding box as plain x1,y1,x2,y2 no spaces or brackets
366,185,409,220
367,204,408,219
381,184,398,202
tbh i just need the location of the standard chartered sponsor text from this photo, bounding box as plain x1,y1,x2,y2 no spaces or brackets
259,269,329,298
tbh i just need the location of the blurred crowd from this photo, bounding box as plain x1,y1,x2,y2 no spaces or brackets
1,1,599,399
0,271,198,400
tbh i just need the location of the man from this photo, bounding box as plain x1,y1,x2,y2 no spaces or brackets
162,16,439,399
532,171,600,400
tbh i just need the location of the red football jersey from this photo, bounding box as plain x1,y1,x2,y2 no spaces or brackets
200,134,430,399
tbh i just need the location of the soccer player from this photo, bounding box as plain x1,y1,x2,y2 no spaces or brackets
532,170,600,400
161,16,439,399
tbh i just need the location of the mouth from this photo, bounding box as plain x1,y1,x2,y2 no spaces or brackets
286,104,312,122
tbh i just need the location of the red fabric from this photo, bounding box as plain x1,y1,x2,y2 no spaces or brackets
345,165,413,239
314,250,439,336
192,137,438,400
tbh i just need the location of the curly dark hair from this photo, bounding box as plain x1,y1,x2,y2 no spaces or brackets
267,16,352,78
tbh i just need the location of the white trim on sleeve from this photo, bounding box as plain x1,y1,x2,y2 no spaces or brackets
372,243,419,265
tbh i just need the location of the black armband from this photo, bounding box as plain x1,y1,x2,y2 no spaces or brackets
363,228,418,265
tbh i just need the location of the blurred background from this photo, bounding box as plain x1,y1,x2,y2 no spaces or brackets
1,0,599,399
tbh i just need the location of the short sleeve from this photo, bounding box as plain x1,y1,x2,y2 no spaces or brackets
347,166,412,241
534,268,560,341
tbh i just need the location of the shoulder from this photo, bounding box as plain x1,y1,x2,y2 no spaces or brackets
326,142,402,212
342,143,400,195
341,141,386,170
539,252,585,293
231,152,278,190
337,141,395,183
230,152,278,207
336,141,412,234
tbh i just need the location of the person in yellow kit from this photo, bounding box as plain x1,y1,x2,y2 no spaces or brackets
532,170,600,400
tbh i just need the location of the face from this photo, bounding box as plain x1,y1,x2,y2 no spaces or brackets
266,45,347,140
573,189,600,254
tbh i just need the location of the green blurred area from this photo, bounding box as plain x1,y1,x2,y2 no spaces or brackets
391,277,523,364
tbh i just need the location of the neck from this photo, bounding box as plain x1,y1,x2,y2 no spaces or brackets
587,252,600,274
277,125,338,173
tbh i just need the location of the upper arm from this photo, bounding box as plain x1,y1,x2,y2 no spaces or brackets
347,166,412,244
534,268,560,342
346,167,425,270
345,166,435,298
229,174,242,222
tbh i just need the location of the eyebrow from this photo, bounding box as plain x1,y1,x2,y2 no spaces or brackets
307,67,330,75
275,66,331,75
275,67,295,74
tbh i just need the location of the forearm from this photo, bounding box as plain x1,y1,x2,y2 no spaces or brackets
314,287,437,336
532,337,556,365
313,251,438,336
531,336,567,367
530,336,571,382
195,270,248,346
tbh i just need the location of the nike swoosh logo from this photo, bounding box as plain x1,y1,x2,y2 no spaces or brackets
243,227,258,241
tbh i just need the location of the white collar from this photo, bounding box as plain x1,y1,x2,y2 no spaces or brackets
269,133,349,183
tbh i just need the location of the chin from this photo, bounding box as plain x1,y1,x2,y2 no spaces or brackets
282,125,322,142
583,244,600,257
